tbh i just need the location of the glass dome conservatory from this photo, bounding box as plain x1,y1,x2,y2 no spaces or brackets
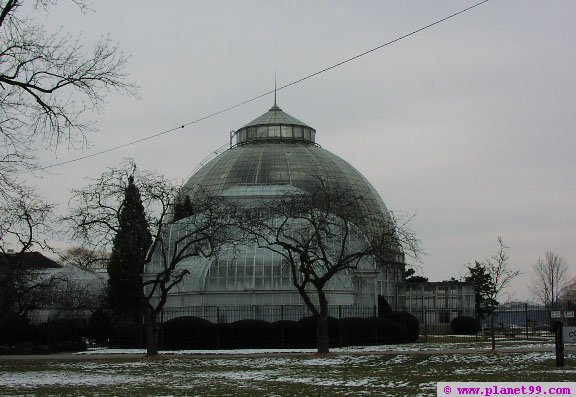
147,102,406,321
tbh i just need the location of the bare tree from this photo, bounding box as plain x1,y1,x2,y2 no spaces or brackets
532,251,572,307
561,280,576,306
59,246,109,269
66,161,235,355
0,189,55,329
480,236,520,350
0,0,135,180
239,181,420,353
39,265,107,321
142,194,236,355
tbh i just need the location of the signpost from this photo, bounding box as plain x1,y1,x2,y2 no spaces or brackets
563,326,576,344
555,321,564,368
556,321,576,368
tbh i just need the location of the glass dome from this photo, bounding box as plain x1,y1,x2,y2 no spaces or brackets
179,105,394,241
152,103,405,311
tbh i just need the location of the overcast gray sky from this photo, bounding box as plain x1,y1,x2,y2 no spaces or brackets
27,1,576,301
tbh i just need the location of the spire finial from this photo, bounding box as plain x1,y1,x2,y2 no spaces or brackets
270,72,281,110
274,71,277,107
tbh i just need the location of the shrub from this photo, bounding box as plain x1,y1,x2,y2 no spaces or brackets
451,316,481,335
86,309,112,344
383,311,419,342
224,319,272,349
161,316,216,350
340,317,378,346
33,318,84,345
377,295,392,317
108,322,144,348
298,316,341,348
0,315,33,345
270,320,305,348
33,318,87,353
376,318,408,344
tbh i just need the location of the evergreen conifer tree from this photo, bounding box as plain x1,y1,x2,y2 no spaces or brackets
107,176,152,322
465,261,497,320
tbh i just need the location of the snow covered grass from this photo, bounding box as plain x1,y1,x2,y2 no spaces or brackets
1,346,575,396
75,338,555,356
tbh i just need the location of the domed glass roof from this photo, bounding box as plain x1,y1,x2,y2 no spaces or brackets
178,103,396,242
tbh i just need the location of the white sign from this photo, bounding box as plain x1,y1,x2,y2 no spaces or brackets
563,326,576,343
551,311,561,318
564,311,575,318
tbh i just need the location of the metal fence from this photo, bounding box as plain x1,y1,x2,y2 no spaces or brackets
160,303,574,344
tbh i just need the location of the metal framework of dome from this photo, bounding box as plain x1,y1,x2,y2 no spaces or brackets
148,101,406,321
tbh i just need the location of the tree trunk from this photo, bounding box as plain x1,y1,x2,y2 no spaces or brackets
316,291,330,354
142,305,159,356
316,314,330,354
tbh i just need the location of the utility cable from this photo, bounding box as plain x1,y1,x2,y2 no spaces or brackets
25,0,490,174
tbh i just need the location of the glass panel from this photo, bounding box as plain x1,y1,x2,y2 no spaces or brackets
257,126,267,138
245,265,254,288
310,130,315,142
281,126,292,138
248,127,256,139
303,129,310,140
294,126,303,138
269,126,280,138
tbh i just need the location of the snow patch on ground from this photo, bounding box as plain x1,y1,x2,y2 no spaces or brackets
1,371,150,388
76,341,555,356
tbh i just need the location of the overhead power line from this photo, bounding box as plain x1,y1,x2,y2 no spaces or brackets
27,0,490,174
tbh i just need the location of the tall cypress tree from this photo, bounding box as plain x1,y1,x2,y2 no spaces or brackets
107,176,152,322
465,261,497,320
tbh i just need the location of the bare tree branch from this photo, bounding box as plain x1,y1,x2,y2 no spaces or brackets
236,177,420,353
532,251,573,306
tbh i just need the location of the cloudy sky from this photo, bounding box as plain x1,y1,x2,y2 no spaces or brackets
25,1,576,301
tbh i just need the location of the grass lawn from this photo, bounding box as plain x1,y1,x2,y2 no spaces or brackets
1,343,574,396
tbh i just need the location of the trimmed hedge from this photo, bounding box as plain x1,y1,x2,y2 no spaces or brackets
298,316,341,348
270,320,305,348
161,316,216,349
222,319,273,349
1,311,420,352
451,316,481,335
383,311,420,342
341,317,378,346
157,314,417,349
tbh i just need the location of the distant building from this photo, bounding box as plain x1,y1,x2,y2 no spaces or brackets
29,264,107,323
1,251,106,323
398,281,475,325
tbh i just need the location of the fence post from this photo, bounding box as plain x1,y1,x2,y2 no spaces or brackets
159,309,164,350
339,305,343,347
525,303,529,340
424,306,428,343
281,305,285,349
216,306,220,349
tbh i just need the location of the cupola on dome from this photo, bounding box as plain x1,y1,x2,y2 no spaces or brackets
235,103,316,144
